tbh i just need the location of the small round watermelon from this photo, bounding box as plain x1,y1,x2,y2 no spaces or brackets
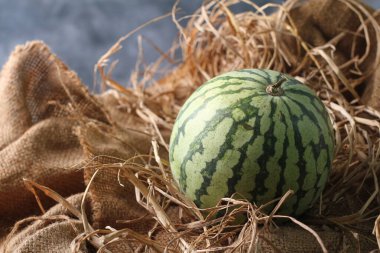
169,69,335,216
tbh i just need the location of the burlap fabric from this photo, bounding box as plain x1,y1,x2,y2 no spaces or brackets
0,0,379,252
288,0,380,107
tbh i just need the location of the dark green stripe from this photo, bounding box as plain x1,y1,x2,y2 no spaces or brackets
172,86,265,153
178,93,266,193
287,88,333,144
261,69,275,83
282,101,308,213
191,74,267,97
226,105,263,198
191,96,263,205
250,99,277,200
178,111,227,192
175,75,266,125
193,116,241,206
287,88,325,115
310,137,329,173
237,69,272,84
286,95,332,153
284,96,333,214
280,95,334,214
308,139,332,208
274,104,290,201
285,80,301,86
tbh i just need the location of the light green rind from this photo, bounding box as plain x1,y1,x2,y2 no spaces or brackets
169,69,335,216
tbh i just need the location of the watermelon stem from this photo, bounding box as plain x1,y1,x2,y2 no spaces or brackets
266,76,287,96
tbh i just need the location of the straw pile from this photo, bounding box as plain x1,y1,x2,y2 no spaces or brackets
0,0,379,252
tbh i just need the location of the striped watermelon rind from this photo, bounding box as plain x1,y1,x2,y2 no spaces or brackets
169,69,335,216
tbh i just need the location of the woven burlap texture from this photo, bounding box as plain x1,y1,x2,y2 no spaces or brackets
0,0,379,252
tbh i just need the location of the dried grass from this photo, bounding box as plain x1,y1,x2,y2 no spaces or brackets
26,0,380,251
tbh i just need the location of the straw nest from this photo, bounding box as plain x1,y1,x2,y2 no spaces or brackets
66,0,380,251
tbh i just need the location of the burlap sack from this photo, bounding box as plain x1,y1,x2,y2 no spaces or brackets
0,0,379,252
1,193,88,253
0,41,177,252
0,41,108,250
288,0,380,107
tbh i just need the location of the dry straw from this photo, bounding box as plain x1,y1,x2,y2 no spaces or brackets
25,0,380,251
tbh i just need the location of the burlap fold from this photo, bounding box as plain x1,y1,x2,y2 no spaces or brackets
288,0,380,105
2,194,89,253
0,41,107,250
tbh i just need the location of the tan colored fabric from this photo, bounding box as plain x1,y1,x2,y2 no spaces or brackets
0,0,379,252
288,0,380,108
363,67,380,109
257,225,374,252
1,194,88,253
0,40,107,225
0,41,107,251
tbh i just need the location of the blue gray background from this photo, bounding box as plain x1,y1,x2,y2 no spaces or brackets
0,0,379,89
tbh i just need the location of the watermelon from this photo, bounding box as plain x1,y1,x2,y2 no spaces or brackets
169,69,335,216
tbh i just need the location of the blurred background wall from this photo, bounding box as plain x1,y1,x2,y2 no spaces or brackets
0,0,379,89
